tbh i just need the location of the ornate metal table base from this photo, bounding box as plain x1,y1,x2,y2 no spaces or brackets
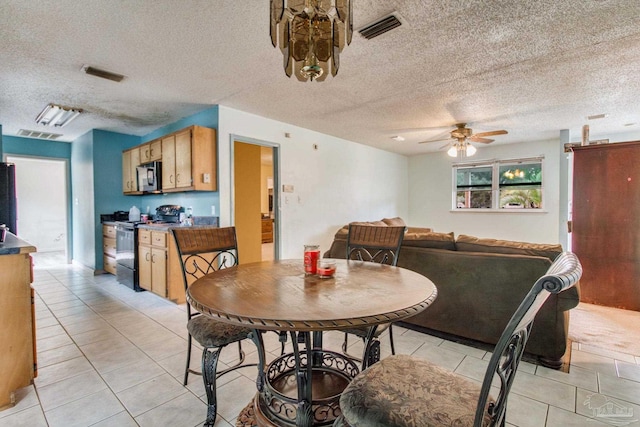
261,350,359,426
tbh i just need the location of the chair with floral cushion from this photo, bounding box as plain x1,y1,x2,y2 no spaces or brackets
342,223,406,366
337,251,582,427
172,226,255,427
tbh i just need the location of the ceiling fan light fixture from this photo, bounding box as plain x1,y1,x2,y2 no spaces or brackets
466,143,477,156
270,0,352,82
447,145,458,157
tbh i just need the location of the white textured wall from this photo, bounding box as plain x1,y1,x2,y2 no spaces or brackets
218,106,409,259
408,139,565,245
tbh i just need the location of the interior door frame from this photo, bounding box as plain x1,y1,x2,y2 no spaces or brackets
3,153,72,264
229,134,280,260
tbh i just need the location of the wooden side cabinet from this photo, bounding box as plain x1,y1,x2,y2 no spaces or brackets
122,147,140,194
261,218,274,243
0,252,36,409
102,224,117,275
138,229,167,298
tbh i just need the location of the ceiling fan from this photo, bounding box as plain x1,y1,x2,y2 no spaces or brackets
417,123,508,157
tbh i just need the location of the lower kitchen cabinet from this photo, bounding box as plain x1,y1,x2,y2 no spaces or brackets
137,228,186,304
138,229,167,298
0,247,37,409
102,224,117,275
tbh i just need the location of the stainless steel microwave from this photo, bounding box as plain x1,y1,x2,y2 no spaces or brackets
137,161,162,192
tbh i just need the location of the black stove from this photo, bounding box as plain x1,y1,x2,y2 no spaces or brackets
113,205,183,292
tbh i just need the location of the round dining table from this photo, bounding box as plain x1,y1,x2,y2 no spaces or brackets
187,258,437,427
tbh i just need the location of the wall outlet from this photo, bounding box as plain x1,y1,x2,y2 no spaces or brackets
283,184,294,193
202,173,211,183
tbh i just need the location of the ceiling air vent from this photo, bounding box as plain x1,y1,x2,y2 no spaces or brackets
358,13,403,40
18,129,63,140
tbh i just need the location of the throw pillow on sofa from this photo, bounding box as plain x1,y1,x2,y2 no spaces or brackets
403,231,456,251
455,234,562,262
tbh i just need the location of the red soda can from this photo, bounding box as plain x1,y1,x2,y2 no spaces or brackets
304,245,320,275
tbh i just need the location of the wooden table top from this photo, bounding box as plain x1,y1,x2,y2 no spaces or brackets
187,259,438,331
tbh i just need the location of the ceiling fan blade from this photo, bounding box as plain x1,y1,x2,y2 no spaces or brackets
439,142,452,150
469,137,494,144
472,130,508,138
418,137,451,144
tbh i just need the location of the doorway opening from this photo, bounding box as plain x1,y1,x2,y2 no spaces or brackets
5,155,70,267
232,138,278,264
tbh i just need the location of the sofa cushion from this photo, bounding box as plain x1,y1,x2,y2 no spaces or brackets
381,217,406,227
403,231,456,250
455,234,562,262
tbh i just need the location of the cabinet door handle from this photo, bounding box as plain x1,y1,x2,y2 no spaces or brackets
176,173,180,184
151,253,156,263
170,174,174,184
145,253,150,261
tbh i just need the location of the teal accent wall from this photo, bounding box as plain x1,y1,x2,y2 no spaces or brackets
0,125,3,156
3,135,72,158
92,130,142,269
71,130,141,269
140,106,220,219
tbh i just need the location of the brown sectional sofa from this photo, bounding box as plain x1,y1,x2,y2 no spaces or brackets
324,219,580,368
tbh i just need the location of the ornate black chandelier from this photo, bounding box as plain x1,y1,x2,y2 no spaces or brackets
270,0,353,82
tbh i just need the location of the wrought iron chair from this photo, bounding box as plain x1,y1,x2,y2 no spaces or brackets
342,224,406,365
336,251,582,427
172,226,255,427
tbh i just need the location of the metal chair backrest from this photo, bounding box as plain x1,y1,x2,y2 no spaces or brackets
346,224,406,266
171,227,239,318
475,252,582,426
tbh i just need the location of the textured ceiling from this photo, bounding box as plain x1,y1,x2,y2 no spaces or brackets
1,1,639,156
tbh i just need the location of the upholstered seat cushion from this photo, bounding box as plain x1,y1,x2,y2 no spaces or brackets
187,315,252,348
340,354,493,427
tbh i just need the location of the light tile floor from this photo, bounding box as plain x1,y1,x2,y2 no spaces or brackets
1,260,639,427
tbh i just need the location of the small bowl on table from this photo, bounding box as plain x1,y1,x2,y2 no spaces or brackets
317,260,336,278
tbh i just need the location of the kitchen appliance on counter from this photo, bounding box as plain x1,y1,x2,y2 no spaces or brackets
101,211,129,223
154,205,184,223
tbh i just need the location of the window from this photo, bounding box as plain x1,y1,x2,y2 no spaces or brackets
454,158,543,210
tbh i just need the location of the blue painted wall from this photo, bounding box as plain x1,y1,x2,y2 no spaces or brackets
139,106,220,218
92,130,142,269
0,125,3,156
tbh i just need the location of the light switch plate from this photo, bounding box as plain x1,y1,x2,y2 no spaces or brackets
283,184,294,193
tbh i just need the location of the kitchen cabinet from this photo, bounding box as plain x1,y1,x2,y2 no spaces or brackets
138,229,167,297
123,125,216,195
261,218,274,243
140,139,161,163
102,224,117,275
162,125,217,192
122,147,140,194
136,226,186,304
0,236,37,409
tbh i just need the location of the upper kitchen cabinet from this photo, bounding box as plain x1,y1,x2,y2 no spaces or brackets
122,147,140,194
140,139,162,163
162,126,217,192
122,125,217,195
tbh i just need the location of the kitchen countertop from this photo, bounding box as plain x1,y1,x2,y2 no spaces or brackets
0,232,37,255
136,223,219,232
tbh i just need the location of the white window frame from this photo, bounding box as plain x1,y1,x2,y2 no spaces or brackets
452,156,545,211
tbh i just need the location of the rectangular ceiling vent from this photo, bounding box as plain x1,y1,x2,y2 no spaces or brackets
18,129,63,140
358,12,403,40
82,65,125,82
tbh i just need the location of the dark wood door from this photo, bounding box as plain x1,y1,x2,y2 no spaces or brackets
572,141,640,311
